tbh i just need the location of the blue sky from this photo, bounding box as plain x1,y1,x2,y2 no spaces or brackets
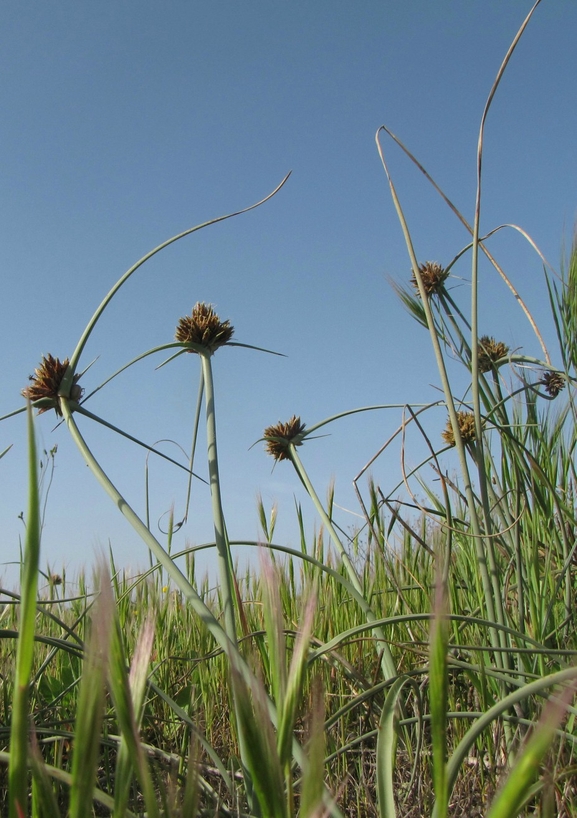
1,1,576,587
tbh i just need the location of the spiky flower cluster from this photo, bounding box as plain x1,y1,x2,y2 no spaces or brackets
411,262,449,297
22,354,83,416
541,371,565,398
175,303,234,353
442,411,476,447
477,336,509,373
263,415,306,462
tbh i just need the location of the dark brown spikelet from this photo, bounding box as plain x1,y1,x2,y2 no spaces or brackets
411,262,449,297
22,354,83,416
478,336,509,373
442,411,476,447
175,302,234,353
541,371,566,398
263,415,306,462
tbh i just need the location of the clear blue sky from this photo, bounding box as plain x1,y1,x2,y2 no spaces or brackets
1,1,576,587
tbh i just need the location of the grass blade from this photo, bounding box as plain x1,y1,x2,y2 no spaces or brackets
486,683,576,818
68,572,113,818
376,676,411,818
430,573,449,818
228,657,288,818
9,404,41,818
299,677,326,818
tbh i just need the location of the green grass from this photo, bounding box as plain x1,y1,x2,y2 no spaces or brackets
2,519,577,815
3,3,577,815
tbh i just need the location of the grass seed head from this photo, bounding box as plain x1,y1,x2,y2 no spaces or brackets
478,336,509,373
264,415,306,461
175,302,234,353
442,411,476,447
411,262,449,297
22,354,83,416
541,371,566,398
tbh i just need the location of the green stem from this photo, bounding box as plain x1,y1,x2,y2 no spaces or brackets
61,400,331,814
468,4,543,671
9,404,41,818
60,399,234,655
182,369,205,523
376,126,503,656
288,445,397,680
197,355,265,810
200,353,237,643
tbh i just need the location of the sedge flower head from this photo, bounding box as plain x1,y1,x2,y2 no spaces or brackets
264,415,306,462
442,411,476,447
541,371,565,398
175,302,234,353
411,262,449,297
478,336,509,373
22,354,83,416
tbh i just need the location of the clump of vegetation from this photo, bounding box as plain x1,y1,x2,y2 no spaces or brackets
2,4,577,817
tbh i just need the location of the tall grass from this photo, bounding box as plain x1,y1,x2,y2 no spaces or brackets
2,2,577,815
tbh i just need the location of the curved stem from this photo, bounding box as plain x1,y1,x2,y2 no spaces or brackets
442,666,577,814
60,172,291,394
470,0,543,661
60,399,332,814
288,444,397,680
376,133,498,634
376,124,550,364
60,398,234,655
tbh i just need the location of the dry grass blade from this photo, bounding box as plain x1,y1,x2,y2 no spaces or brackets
68,570,113,818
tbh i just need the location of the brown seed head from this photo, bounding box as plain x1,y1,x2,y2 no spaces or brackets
478,336,509,373
175,302,234,353
442,411,476,447
541,371,565,398
411,262,449,297
22,354,83,416
263,415,306,462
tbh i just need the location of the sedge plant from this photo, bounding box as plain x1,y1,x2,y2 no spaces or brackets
4,2,577,815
